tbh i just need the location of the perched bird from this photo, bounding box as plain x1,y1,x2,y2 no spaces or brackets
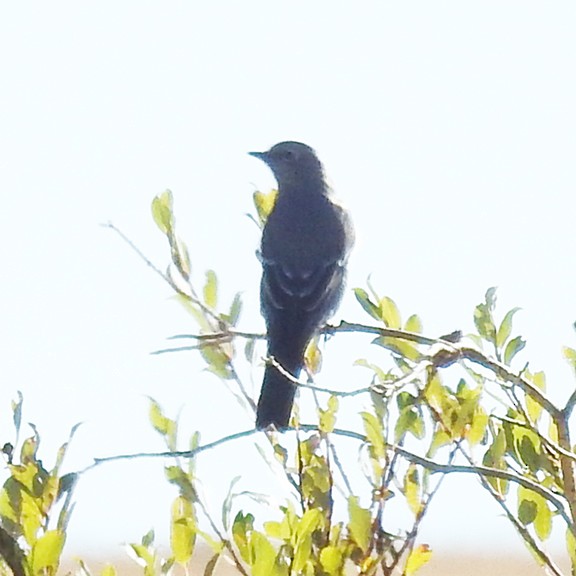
249,141,354,429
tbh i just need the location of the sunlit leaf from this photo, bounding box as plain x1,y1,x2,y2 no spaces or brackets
250,531,277,576
360,412,386,461
232,511,254,563
151,189,174,234
566,528,576,566
404,314,423,333
348,496,371,552
379,296,401,329
318,395,338,434
30,529,65,576
467,407,488,446
404,544,432,576
171,496,196,564
203,270,218,309
148,398,177,450
319,546,344,576
253,189,278,225
305,338,323,375
473,303,496,344
404,465,421,516
518,487,552,540
496,307,521,348
101,565,117,576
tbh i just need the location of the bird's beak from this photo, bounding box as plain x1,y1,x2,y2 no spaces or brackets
248,151,267,161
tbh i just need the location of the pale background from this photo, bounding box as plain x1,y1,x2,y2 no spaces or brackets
0,1,574,568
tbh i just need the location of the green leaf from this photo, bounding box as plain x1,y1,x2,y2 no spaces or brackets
404,465,421,516
318,395,338,434
373,336,421,361
404,314,423,333
297,509,323,540
379,296,401,329
165,466,196,502
404,544,432,576
354,288,381,321
224,292,243,326
232,511,254,563
518,499,537,525
348,496,371,552
566,528,576,566
467,407,488,446
151,190,174,234
563,346,576,377
518,487,552,540
395,408,425,442
497,307,521,348
30,530,65,576
473,303,496,344
319,546,344,576
305,337,323,375
360,412,386,461
171,496,196,564
171,235,191,280
148,398,177,450
253,189,278,225
101,565,117,576
503,335,526,365
203,270,218,309
142,529,155,547
249,531,278,576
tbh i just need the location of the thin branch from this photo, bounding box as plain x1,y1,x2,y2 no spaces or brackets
457,444,565,576
103,222,170,285
83,425,571,528
82,429,258,474
458,346,562,421
496,414,576,463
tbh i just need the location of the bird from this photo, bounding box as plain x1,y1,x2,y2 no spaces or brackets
249,141,354,430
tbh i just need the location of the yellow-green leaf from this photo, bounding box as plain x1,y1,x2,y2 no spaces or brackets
404,465,421,516
360,412,386,461
203,270,218,309
496,307,521,348
151,190,174,234
253,189,278,225
467,408,488,446
171,496,196,564
404,314,423,333
250,531,277,576
379,296,401,329
566,527,576,566
348,496,371,552
31,530,65,576
404,544,432,576
101,565,117,576
320,546,343,576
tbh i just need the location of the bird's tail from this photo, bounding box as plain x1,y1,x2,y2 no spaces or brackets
256,354,302,430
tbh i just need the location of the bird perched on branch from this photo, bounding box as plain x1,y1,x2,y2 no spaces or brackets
249,141,354,430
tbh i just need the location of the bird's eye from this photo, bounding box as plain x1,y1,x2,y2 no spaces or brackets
280,149,295,161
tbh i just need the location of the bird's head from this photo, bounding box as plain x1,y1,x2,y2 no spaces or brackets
249,141,325,189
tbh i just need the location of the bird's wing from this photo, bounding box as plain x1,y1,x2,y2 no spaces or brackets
261,256,345,313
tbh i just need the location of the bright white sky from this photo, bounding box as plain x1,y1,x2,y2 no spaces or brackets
1,1,575,562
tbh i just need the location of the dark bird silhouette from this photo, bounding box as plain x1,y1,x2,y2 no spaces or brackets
249,141,354,429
